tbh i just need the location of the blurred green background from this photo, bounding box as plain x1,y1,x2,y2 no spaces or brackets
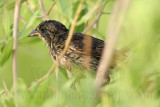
0,0,160,107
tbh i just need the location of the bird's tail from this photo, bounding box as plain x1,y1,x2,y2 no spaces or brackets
115,47,129,61
109,47,129,71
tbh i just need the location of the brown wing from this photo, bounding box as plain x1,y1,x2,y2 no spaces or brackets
67,33,126,85
67,33,105,70
69,33,125,70
70,33,104,59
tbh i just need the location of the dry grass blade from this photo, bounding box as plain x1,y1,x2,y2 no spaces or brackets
3,80,13,98
12,1,22,106
25,1,34,14
37,0,56,18
20,16,26,24
82,0,108,34
12,0,21,96
25,0,56,19
28,1,84,91
96,0,130,90
38,0,50,20
59,1,84,56
0,91,6,97
20,16,34,30
47,0,56,15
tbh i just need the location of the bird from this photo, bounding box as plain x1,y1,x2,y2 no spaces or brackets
28,20,125,84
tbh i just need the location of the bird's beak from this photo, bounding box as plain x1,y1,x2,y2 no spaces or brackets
28,29,39,37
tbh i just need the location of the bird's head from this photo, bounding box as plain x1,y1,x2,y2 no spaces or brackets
28,20,69,44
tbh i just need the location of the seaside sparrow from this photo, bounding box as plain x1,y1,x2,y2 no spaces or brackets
28,20,125,84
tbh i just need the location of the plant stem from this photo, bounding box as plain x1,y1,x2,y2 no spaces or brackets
96,0,130,91
13,0,21,94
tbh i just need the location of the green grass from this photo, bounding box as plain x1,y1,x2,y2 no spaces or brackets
0,0,160,107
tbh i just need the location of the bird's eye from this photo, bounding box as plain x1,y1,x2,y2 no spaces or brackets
40,27,44,31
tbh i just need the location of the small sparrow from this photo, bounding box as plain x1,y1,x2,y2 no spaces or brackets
28,20,125,84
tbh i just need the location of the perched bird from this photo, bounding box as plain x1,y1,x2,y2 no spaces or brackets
28,20,125,84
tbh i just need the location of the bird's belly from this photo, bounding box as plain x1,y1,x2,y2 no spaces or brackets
49,48,99,71
58,57,73,70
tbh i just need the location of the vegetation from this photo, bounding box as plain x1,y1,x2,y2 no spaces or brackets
0,0,160,107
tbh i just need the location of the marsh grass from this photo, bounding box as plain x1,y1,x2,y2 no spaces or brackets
0,0,160,107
